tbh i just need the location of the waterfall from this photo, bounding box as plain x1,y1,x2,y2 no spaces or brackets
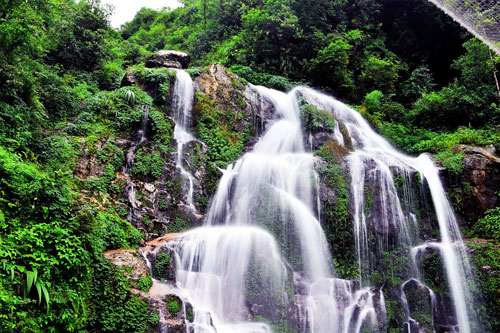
172,69,197,213
299,87,477,332
165,80,478,332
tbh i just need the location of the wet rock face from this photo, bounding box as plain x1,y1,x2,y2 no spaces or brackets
146,50,191,69
443,145,500,224
402,279,457,333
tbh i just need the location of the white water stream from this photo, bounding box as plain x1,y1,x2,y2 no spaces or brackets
172,69,197,213
163,77,477,332
299,88,477,332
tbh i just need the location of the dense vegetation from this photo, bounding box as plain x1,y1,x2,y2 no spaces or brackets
0,0,499,331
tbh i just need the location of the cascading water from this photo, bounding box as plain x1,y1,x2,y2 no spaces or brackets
299,88,478,332
163,77,478,332
172,69,197,213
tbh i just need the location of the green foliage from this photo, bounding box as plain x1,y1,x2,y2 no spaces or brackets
130,149,165,180
468,240,500,331
132,65,175,105
167,297,181,316
361,56,402,94
169,218,187,233
1,0,500,330
148,109,173,148
186,67,203,79
47,1,111,72
154,252,171,280
37,135,79,172
194,92,245,167
421,251,448,295
138,272,153,292
474,207,500,239
97,212,142,250
88,258,157,332
229,65,295,91
300,104,336,133
401,65,436,104
437,151,464,176
412,127,500,154
158,197,169,211
316,143,356,279
38,69,80,122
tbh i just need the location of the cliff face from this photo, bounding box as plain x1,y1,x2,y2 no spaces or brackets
440,145,500,225
85,59,500,332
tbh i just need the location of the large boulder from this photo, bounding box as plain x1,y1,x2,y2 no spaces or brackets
443,145,500,224
146,50,191,69
103,249,149,284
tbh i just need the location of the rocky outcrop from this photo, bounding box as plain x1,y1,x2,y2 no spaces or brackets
103,249,149,284
131,280,193,333
146,50,191,69
194,63,277,144
73,137,106,179
442,145,500,224
121,69,138,87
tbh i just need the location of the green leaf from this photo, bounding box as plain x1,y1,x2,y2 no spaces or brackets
42,206,49,219
36,281,42,304
41,284,50,310
26,271,35,296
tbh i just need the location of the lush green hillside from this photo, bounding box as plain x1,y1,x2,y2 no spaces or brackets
0,0,499,331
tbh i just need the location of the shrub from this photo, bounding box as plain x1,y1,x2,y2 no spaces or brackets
437,151,464,176
138,273,153,292
38,70,79,122
228,65,295,91
97,212,142,250
300,104,336,133
167,297,181,316
169,217,187,233
474,207,500,239
154,252,171,279
130,149,165,180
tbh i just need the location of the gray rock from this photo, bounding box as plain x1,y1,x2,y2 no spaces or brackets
443,145,500,224
121,69,138,87
146,50,191,69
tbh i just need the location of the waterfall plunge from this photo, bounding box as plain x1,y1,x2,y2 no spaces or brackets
167,78,477,333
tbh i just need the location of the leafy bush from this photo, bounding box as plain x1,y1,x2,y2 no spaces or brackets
38,70,79,122
300,104,336,133
97,212,142,250
104,87,153,132
148,110,173,148
229,65,295,91
130,149,165,180
88,258,157,332
169,218,187,233
138,273,153,292
186,67,202,78
167,297,181,315
154,252,171,279
36,135,79,171
194,93,245,167
474,207,500,239
437,151,464,176
412,127,500,154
